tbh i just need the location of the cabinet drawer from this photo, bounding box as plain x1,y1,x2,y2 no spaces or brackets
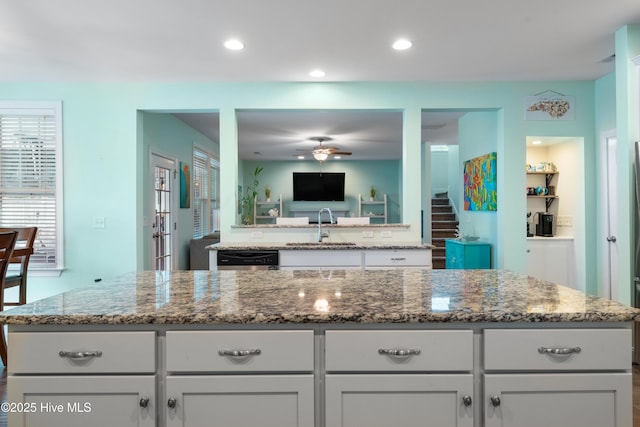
325,330,473,372
484,329,631,371
8,332,156,374
364,250,431,267
166,330,314,373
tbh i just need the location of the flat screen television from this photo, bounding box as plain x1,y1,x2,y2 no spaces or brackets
293,172,345,201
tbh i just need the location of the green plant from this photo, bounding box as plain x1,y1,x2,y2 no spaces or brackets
265,186,271,199
369,185,377,199
240,166,264,224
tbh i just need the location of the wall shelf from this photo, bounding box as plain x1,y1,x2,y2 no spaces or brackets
253,194,282,224
358,194,387,224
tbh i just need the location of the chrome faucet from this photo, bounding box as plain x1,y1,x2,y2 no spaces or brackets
317,208,334,242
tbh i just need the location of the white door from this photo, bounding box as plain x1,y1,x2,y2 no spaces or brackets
151,154,176,270
484,373,631,427
325,374,474,427
8,375,156,427
600,131,618,299
166,375,314,427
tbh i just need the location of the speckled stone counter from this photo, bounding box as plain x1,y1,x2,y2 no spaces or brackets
208,242,433,250
2,269,638,325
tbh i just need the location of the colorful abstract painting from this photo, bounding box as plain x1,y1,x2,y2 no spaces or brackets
464,152,497,211
179,161,190,208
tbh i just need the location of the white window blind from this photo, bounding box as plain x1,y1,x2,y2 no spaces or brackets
0,102,63,269
193,147,219,239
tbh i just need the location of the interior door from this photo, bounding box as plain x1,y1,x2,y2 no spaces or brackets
151,154,176,270
600,131,618,300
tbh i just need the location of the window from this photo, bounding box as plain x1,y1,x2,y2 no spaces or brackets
193,147,219,238
0,102,63,270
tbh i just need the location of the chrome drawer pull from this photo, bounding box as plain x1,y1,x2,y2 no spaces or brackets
218,349,262,357
390,257,406,261
378,348,421,357
538,346,581,355
167,398,177,409
59,350,103,359
490,396,501,407
139,397,149,408
462,396,472,407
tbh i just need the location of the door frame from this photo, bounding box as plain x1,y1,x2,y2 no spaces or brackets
149,150,178,271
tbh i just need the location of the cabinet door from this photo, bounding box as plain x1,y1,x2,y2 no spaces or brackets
166,375,314,427
445,241,464,269
8,375,155,427
326,374,473,427
484,373,632,427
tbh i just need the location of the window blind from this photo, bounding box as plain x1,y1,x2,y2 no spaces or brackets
0,107,61,268
193,147,219,239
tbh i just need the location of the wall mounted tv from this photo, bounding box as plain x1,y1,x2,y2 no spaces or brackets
293,172,345,201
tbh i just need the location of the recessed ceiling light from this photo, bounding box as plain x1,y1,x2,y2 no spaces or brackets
297,155,305,160
532,140,542,145
224,39,245,50
309,69,326,78
392,39,412,50
334,156,342,159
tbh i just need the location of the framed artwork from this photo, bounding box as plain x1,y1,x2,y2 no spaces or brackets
464,152,497,211
525,90,574,121
179,161,190,208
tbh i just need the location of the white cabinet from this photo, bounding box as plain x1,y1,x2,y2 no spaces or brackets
484,373,631,427
279,249,363,270
165,330,315,427
484,329,632,427
526,238,575,288
7,332,156,427
325,330,474,427
326,374,474,427
364,249,431,269
280,249,432,270
8,376,156,427
166,375,314,427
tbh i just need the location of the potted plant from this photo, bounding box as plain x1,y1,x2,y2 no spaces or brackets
369,185,376,201
264,186,271,202
240,166,263,225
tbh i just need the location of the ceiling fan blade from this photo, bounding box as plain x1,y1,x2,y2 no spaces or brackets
330,151,352,155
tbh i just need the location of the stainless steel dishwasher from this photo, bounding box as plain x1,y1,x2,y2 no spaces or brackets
216,250,279,270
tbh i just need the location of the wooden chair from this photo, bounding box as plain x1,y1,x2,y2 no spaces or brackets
0,227,37,307
0,231,18,365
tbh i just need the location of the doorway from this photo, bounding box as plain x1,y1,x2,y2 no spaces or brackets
151,153,176,270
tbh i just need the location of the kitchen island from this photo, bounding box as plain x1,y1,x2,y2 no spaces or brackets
1,269,639,427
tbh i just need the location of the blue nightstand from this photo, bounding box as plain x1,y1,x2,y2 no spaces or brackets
445,239,491,269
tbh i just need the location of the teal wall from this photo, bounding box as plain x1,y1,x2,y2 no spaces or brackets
458,111,499,268
0,79,606,300
241,160,401,223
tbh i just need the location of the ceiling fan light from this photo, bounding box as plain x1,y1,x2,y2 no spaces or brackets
309,69,326,78
224,39,245,50
313,152,329,161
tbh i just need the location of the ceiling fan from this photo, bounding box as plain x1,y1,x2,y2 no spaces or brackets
297,136,352,162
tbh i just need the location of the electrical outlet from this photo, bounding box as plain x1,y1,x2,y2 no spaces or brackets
93,216,105,228
362,230,374,238
380,230,393,238
251,231,263,239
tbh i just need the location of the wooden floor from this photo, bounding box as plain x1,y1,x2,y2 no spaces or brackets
0,365,637,426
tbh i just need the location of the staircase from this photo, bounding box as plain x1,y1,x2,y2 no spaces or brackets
431,196,458,269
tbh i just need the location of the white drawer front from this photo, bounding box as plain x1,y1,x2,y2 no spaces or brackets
279,250,362,267
325,330,473,372
8,332,156,374
484,329,631,371
166,330,314,373
364,250,431,267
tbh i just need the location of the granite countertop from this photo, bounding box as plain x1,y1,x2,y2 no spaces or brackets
209,242,434,250
2,270,639,325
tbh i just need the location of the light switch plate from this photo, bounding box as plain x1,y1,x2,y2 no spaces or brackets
380,230,393,238
251,231,263,238
362,230,374,238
